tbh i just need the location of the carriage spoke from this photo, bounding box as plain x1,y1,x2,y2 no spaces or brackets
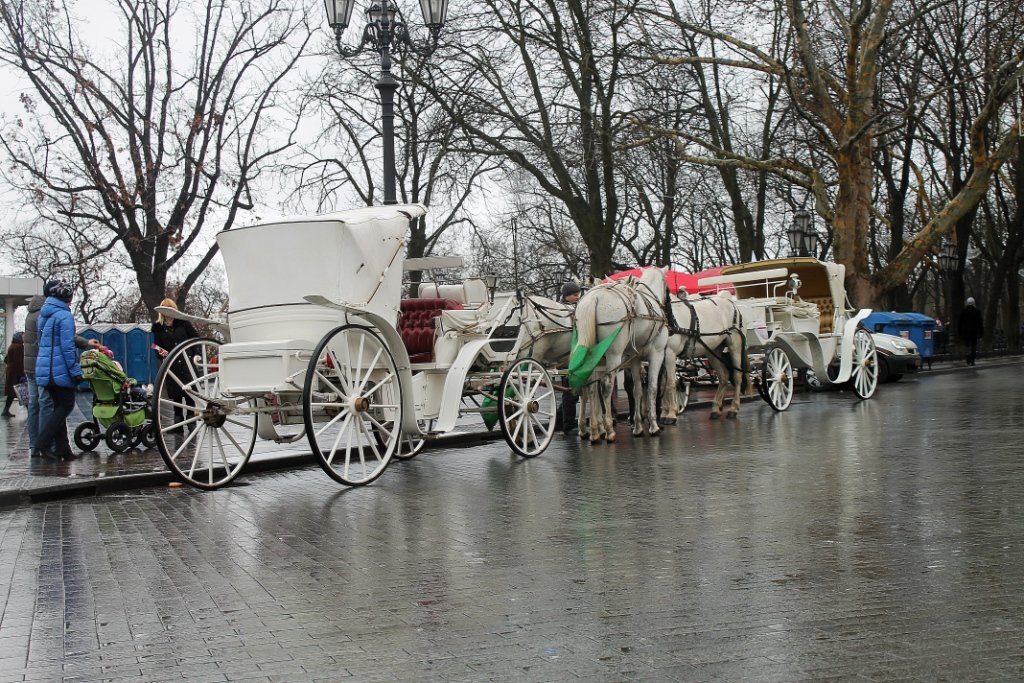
154,338,257,490
306,325,400,487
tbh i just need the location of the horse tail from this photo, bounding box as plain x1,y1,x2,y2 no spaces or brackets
575,293,599,349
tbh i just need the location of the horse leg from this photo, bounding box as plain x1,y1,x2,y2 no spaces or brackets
578,382,589,439
727,345,743,419
645,341,666,435
629,363,646,436
588,383,602,444
600,376,614,442
708,356,729,419
660,346,679,426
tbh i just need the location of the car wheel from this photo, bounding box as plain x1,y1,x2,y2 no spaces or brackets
877,355,891,383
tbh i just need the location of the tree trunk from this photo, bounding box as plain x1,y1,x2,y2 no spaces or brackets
833,138,875,307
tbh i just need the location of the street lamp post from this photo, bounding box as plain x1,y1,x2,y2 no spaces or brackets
324,0,448,205
938,240,957,350
787,209,817,258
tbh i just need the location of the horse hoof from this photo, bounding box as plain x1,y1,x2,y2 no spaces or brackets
606,433,616,443
659,418,677,426
709,412,720,421
726,412,738,420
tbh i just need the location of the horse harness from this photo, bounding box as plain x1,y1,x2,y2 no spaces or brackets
666,293,743,368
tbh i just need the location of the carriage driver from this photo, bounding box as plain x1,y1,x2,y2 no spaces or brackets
557,281,581,436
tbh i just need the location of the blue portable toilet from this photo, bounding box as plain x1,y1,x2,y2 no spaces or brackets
79,327,102,347
863,312,936,359
124,325,155,384
101,326,127,368
77,327,104,390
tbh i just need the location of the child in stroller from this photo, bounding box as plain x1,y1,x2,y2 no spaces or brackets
74,348,157,453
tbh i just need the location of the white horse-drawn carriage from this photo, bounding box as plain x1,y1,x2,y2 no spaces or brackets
567,257,879,436
696,257,879,410
152,204,558,490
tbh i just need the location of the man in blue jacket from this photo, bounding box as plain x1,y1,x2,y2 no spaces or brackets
33,280,83,460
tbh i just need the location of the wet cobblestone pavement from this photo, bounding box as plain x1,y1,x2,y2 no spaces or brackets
0,363,1022,681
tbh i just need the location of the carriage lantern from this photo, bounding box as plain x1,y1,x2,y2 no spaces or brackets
325,0,448,205
788,209,816,257
482,274,498,303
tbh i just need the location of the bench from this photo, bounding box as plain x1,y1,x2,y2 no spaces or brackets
804,297,835,334
417,279,489,308
398,298,464,363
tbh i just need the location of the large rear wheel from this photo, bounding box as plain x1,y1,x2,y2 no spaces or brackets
761,346,794,411
498,358,556,458
850,328,879,399
303,325,402,487
154,338,258,490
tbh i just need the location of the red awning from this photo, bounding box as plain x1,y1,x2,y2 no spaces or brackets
604,266,732,295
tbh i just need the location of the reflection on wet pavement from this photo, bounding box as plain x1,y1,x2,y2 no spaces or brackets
0,366,1021,680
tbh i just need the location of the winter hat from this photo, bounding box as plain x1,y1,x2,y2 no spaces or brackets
45,279,73,302
560,281,581,299
966,297,976,306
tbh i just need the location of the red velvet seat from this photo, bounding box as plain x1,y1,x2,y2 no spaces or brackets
398,298,464,363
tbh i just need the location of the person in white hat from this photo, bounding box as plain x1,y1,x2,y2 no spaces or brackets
958,296,983,366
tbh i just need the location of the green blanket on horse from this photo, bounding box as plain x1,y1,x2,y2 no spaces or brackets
567,327,621,390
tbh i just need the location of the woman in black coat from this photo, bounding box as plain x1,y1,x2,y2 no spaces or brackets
154,298,200,432
3,332,25,416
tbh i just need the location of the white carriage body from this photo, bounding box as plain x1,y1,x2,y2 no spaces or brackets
699,257,869,376
215,204,426,395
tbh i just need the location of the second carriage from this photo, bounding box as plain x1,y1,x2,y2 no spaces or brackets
696,257,879,410
152,204,558,490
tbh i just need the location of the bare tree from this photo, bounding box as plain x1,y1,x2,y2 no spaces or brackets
288,45,496,279
422,0,648,277
641,0,1022,306
0,0,311,313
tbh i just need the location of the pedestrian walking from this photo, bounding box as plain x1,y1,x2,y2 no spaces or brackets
33,280,84,459
23,286,99,454
958,297,983,366
2,332,25,417
557,281,581,436
153,298,199,433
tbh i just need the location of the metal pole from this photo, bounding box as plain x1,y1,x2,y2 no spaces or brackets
377,13,398,205
378,72,398,205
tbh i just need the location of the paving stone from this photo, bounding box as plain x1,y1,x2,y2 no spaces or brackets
0,368,1022,680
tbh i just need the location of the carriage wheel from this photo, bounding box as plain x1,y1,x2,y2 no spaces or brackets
850,328,879,399
498,358,556,458
303,325,402,487
677,380,691,414
374,419,428,461
154,338,258,490
395,420,428,460
761,346,794,411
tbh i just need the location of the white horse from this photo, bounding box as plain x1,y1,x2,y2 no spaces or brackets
573,267,670,441
662,291,747,421
515,295,574,365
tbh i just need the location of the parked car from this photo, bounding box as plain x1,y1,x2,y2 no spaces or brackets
873,332,920,382
802,332,920,389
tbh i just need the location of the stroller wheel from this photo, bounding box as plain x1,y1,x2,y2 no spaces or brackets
74,422,102,452
137,424,158,450
105,422,134,453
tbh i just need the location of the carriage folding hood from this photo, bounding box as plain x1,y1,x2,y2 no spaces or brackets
215,204,427,395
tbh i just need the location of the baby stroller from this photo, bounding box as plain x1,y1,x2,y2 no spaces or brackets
74,349,157,453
